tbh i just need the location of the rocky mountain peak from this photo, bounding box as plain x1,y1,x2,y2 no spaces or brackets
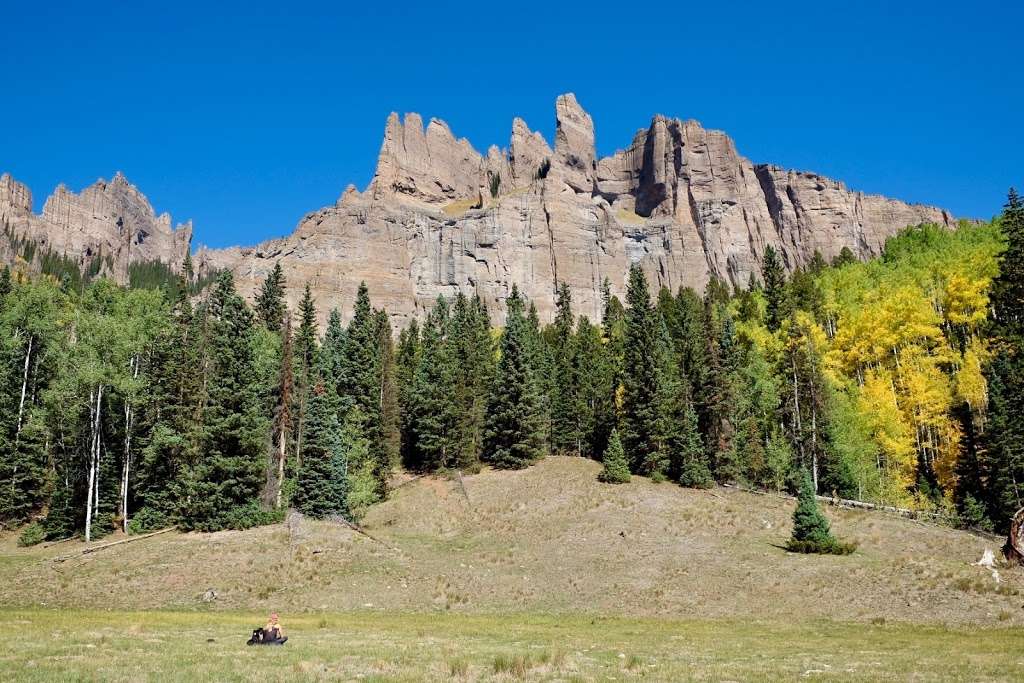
3,95,956,329
0,171,192,280
553,93,596,194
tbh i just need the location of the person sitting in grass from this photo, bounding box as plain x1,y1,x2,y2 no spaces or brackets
264,613,286,642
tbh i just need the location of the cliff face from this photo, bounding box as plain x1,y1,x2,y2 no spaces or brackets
2,94,954,325
0,172,192,280
198,94,953,326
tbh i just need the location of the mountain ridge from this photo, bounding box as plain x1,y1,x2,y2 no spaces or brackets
1,94,954,325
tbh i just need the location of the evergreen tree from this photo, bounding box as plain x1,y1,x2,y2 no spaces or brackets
598,429,630,483
620,265,666,475
448,293,493,469
483,300,544,469
294,382,350,518
592,279,625,458
669,381,712,488
255,262,287,332
572,316,604,459
982,190,1024,530
375,308,401,476
410,297,460,470
699,299,740,478
293,283,318,468
180,272,266,530
318,309,347,415
339,284,389,494
762,245,790,332
396,318,421,469
787,468,853,554
549,283,580,454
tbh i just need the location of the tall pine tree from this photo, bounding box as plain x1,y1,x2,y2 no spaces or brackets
483,298,544,469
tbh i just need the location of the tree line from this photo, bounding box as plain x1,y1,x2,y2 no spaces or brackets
1,191,1022,542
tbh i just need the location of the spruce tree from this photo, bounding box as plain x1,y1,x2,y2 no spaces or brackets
982,189,1024,530
620,265,666,476
182,272,266,530
340,284,388,490
762,245,790,332
410,297,460,470
294,382,351,518
787,468,852,554
598,429,630,483
293,283,318,468
449,293,493,469
592,279,625,458
549,283,580,454
255,262,287,332
572,316,604,459
483,301,544,469
375,308,401,479
396,318,421,469
670,381,712,488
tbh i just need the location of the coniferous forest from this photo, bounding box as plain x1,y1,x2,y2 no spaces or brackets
2,192,1023,544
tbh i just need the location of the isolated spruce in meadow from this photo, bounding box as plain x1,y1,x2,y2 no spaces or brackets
786,468,855,555
598,430,630,484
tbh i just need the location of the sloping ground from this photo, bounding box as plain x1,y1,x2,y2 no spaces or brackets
0,457,1018,625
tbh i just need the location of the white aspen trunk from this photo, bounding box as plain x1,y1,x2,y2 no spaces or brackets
16,334,32,437
791,356,805,466
85,385,103,543
120,355,139,532
811,406,818,493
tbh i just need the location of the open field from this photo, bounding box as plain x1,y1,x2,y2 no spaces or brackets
2,457,1019,624
2,609,1023,681
2,457,1023,679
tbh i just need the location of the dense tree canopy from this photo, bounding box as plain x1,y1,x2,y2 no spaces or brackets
0,201,1018,539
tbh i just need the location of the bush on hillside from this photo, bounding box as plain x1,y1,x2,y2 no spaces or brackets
786,468,856,555
598,430,630,484
17,522,45,547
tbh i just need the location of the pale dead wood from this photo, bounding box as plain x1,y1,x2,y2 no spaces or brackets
455,471,472,507
389,473,429,492
52,527,176,563
1003,507,1024,565
325,515,399,552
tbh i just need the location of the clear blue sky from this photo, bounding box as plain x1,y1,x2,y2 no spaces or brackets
1,1,1020,249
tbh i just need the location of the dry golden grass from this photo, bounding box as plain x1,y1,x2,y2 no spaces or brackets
0,457,1018,627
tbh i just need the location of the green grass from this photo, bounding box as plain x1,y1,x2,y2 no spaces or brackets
1,608,1022,681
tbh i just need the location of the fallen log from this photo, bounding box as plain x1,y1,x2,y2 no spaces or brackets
325,515,398,552
52,527,176,563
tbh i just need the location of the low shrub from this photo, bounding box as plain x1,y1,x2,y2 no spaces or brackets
127,507,170,534
785,538,857,555
221,503,285,531
17,522,45,547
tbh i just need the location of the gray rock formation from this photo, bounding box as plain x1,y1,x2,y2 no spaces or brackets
0,171,192,280
2,94,954,328
197,94,954,327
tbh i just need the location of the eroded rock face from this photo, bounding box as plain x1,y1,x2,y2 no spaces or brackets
198,93,952,327
2,93,954,328
0,172,192,279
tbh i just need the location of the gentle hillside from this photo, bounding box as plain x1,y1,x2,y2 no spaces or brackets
2,457,1017,625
